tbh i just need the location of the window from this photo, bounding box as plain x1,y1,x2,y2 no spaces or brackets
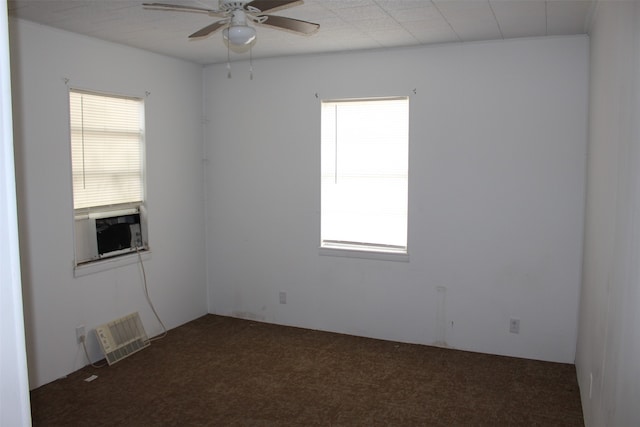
69,89,147,266
320,97,409,257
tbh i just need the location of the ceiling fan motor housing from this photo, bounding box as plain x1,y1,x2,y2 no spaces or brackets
220,0,251,12
230,9,248,25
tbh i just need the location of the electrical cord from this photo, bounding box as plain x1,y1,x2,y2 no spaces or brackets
136,246,167,341
80,335,107,368
79,245,166,368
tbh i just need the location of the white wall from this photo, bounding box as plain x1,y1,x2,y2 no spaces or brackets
204,36,588,364
1,4,31,426
577,2,640,425
9,19,208,389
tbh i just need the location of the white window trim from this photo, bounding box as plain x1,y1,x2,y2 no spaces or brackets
318,245,409,262
68,88,148,269
73,248,151,277
320,96,410,260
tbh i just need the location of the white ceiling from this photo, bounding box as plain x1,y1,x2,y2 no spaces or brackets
7,0,595,65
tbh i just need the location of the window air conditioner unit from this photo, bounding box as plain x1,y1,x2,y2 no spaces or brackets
91,209,144,259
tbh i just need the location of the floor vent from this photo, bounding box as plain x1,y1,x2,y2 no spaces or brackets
95,312,150,365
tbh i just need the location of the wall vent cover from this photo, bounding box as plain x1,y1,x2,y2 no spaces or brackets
95,312,150,365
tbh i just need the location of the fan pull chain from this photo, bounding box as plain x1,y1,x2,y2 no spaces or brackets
249,46,253,80
227,42,231,79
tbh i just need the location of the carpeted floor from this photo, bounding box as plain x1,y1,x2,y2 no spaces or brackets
30,314,584,426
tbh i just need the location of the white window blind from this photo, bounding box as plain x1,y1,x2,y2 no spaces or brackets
321,97,409,253
69,90,144,211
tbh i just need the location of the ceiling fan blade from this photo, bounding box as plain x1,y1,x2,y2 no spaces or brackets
246,0,303,14
142,3,225,17
189,20,229,39
258,15,319,35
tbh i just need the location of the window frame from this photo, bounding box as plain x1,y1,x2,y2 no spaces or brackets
68,88,149,269
319,96,410,262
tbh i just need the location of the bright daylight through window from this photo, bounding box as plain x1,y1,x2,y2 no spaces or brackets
321,97,409,257
69,90,147,266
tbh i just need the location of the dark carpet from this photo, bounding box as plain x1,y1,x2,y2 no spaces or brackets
30,314,584,426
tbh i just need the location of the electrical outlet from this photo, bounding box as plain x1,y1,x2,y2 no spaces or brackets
279,291,286,304
76,325,86,343
509,318,520,334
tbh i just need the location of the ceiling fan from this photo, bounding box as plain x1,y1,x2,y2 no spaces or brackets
143,0,320,52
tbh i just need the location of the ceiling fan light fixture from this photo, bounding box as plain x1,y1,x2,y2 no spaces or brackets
223,25,256,46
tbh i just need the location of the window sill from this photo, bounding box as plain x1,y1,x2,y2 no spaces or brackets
318,246,409,262
74,249,151,278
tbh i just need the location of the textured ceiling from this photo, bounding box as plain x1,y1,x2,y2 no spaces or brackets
7,0,595,65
